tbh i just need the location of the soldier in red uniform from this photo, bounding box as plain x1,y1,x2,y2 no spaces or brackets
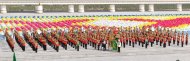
173,30,177,44
160,33,163,46
136,31,140,46
129,33,132,46
126,32,129,45
167,30,171,46
149,35,154,47
134,32,138,44
181,31,184,47
5,30,15,52
14,30,26,51
163,34,167,48
186,32,188,45
168,35,171,46
145,35,149,48
138,34,142,46
156,33,159,45
177,32,180,46
122,32,126,48
155,28,159,45
141,35,145,47
132,35,135,48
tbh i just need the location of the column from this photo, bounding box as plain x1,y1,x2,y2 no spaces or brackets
68,5,74,13
1,5,7,14
110,4,115,12
35,5,43,14
139,4,145,12
149,4,154,12
78,4,84,13
177,4,182,11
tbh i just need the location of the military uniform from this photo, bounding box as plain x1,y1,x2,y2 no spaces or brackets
186,33,188,45
181,32,184,47
177,33,180,46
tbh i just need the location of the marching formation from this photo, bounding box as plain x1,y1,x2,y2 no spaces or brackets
2,25,189,53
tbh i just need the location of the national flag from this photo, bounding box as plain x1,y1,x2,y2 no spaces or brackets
111,38,118,51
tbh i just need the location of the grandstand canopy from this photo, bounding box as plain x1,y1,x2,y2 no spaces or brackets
0,0,190,5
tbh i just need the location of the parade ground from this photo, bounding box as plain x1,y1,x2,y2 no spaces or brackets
0,12,190,61
0,35,190,61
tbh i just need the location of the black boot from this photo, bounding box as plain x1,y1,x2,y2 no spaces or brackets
142,42,144,47
123,42,125,48
132,42,134,48
173,40,175,44
117,47,120,52
129,41,131,46
186,41,188,45
168,41,171,46
177,41,179,46
160,42,162,46
163,43,166,48
77,46,79,51
151,42,153,47
85,44,87,49
145,42,148,48
98,45,100,50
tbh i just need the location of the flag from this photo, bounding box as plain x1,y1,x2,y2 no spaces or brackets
13,52,16,61
111,38,118,51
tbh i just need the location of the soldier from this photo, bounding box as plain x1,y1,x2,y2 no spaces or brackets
145,35,149,48
186,32,188,45
5,29,15,52
163,34,167,48
122,32,126,48
149,35,154,47
116,34,121,52
131,35,135,48
177,32,180,46
181,31,184,47
126,31,129,45
173,30,177,44
33,30,47,51
138,34,142,46
129,34,131,46
14,30,26,51
102,37,107,51
168,34,171,46
155,27,159,44
108,30,114,50
141,35,145,47
160,33,163,46
155,33,159,45
59,31,68,50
